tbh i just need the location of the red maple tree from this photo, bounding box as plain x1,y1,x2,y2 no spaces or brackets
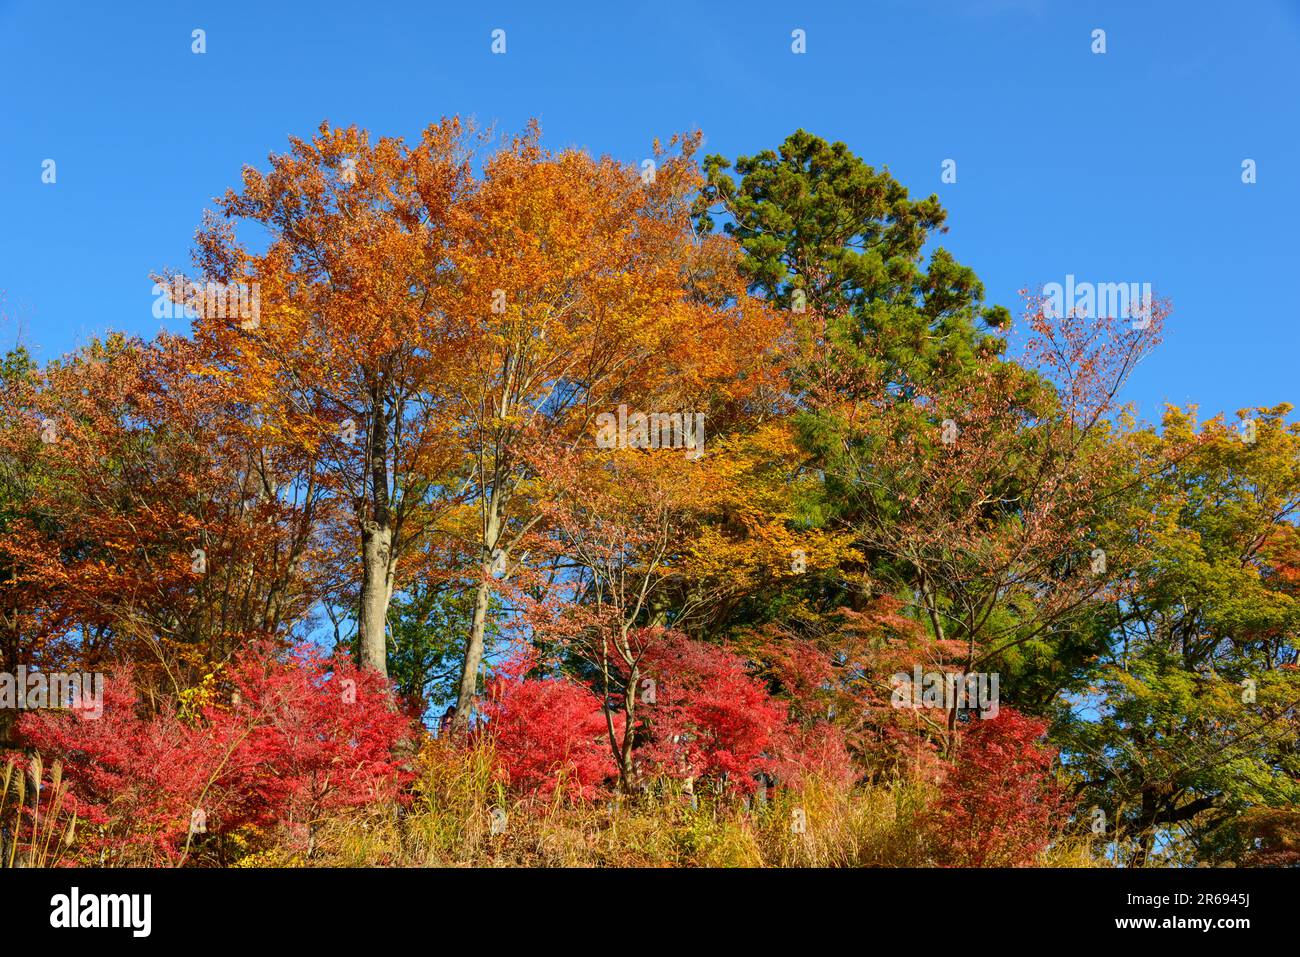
475,647,621,801
925,708,1074,867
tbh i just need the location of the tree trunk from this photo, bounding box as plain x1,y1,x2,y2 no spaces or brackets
357,519,392,677
455,495,502,720
456,567,492,718
357,381,394,677
619,666,637,793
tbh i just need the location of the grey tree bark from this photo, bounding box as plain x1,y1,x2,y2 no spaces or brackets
357,384,394,677
455,491,501,718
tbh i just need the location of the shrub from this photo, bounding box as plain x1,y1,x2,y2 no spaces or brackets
476,652,619,801
634,630,792,794
924,708,1074,867
18,642,412,865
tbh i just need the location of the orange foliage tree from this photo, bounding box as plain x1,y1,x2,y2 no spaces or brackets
0,334,329,705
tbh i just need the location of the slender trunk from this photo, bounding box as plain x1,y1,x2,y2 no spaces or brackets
358,519,392,676
456,567,493,717
358,384,393,677
600,634,621,779
455,496,502,720
918,575,961,757
619,664,637,793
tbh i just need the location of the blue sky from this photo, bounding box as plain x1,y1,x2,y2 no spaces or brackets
2,0,1297,426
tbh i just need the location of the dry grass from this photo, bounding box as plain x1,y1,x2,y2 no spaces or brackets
0,754,77,868
290,739,1094,868
2,738,1098,868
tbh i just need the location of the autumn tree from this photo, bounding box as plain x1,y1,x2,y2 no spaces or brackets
524,446,699,789
475,645,619,801
180,120,473,677
438,127,784,721
925,709,1073,866
525,411,852,790
0,334,328,703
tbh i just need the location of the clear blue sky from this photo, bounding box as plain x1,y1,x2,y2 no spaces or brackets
2,0,1297,425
